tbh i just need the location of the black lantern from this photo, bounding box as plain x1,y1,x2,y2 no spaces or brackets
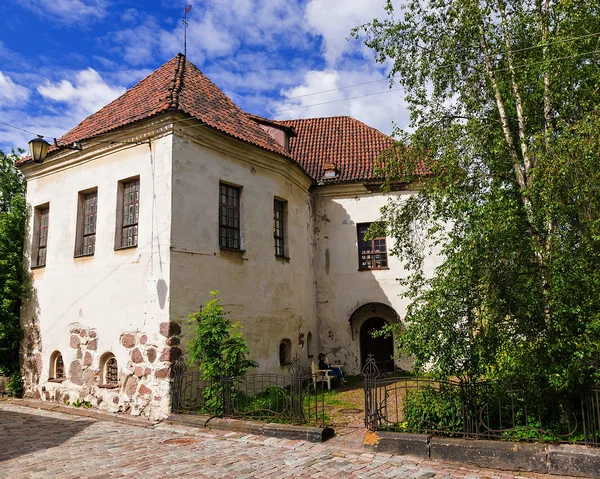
28,136,50,163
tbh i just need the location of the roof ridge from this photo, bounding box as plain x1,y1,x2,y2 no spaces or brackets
168,53,185,110
279,115,352,122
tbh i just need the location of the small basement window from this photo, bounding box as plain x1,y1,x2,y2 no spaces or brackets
49,351,64,381
100,353,119,387
279,339,292,366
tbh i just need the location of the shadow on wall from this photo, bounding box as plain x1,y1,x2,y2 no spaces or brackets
315,197,411,374
0,409,92,461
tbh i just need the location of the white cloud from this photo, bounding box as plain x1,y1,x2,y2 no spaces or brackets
22,0,108,23
0,72,31,106
270,69,410,135
304,0,391,66
1,68,126,152
109,0,308,67
37,68,125,117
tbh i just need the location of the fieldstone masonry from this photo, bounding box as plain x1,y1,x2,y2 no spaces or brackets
23,321,183,420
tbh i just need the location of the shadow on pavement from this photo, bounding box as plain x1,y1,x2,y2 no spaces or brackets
0,408,93,462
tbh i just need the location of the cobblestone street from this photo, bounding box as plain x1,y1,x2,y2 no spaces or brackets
0,402,578,479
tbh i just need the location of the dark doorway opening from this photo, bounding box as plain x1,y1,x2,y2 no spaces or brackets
360,317,394,372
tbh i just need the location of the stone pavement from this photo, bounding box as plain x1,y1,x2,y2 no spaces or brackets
0,402,579,479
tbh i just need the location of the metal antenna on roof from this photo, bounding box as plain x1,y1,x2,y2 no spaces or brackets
183,5,192,57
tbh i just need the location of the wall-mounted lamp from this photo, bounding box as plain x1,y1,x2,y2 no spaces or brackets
28,136,82,163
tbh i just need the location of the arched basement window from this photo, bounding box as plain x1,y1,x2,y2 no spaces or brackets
279,339,292,366
100,353,119,386
49,351,64,381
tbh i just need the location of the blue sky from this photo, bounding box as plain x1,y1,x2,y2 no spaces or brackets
0,0,409,153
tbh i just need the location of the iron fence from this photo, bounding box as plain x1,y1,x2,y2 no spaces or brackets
171,358,327,427
362,355,600,446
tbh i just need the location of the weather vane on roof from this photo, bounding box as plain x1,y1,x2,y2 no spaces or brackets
183,5,192,58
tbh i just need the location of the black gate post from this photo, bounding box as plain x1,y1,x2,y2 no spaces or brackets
222,376,233,417
170,356,187,413
289,358,306,424
362,354,381,429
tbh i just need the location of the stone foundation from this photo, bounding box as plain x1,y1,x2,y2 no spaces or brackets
23,322,183,421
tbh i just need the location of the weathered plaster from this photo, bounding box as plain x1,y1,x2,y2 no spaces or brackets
168,130,319,375
20,127,173,419
313,185,442,374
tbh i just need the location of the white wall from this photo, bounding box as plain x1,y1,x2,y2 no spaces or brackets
168,130,319,375
313,184,443,374
20,134,173,419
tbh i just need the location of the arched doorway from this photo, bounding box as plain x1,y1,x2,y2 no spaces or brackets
360,317,394,372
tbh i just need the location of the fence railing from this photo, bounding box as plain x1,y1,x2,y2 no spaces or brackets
362,355,600,446
171,358,327,427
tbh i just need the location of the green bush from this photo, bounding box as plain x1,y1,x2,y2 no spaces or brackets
7,371,23,397
188,291,258,414
402,384,464,432
239,385,290,414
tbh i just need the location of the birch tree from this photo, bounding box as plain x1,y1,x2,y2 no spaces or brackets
354,0,600,389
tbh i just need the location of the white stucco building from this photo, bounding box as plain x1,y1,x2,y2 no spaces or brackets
18,54,430,419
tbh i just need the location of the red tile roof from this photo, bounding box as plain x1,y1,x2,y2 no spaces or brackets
18,54,289,165
279,116,394,183
18,55,423,185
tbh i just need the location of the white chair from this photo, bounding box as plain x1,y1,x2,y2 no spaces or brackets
311,361,335,390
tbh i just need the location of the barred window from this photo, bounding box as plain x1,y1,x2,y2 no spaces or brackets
219,183,241,249
357,223,388,270
49,351,64,380
103,356,119,385
35,206,49,267
121,179,139,247
78,190,97,256
274,199,285,257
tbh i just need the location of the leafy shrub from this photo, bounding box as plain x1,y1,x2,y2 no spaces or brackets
239,385,290,414
402,384,464,432
188,291,258,413
6,371,23,397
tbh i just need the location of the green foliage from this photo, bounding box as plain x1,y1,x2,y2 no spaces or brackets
240,385,290,414
6,371,23,397
188,291,258,412
0,150,27,376
354,1,600,390
71,398,92,408
402,385,464,432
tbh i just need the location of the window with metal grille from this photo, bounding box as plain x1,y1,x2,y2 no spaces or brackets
274,199,285,257
49,351,64,380
36,206,49,266
121,179,139,247
357,223,388,270
104,356,119,385
219,183,241,249
79,190,97,256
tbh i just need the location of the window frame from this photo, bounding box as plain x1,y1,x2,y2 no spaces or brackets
357,222,389,271
48,351,64,382
99,354,119,388
279,339,292,366
115,177,140,250
273,198,288,258
32,204,50,268
218,182,242,250
74,188,98,257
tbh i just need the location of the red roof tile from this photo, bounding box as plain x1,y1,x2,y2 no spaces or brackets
279,116,394,183
18,54,289,165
